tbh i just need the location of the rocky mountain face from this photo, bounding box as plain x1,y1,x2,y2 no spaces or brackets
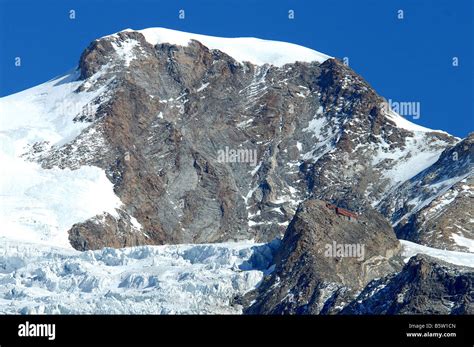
244,200,472,314
379,134,473,252
244,199,402,314
341,255,474,314
11,28,472,315
395,176,473,252
22,29,466,251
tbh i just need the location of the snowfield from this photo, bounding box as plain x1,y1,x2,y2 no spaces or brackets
0,163,121,248
0,238,278,314
400,240,474,268
0,70,123,249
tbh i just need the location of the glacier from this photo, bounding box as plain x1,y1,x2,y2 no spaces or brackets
0,238,278,314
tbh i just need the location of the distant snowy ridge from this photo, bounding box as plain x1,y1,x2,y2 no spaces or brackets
400,240,474,268
117,27,333,66
384,109,450,135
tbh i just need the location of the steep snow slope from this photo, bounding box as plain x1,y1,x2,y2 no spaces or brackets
0,238,277,314
368,107,456,193
370,130,449,189
0,71,121,248
377,134,473,251
0,163,121,248
384,109,449,134
124,27,332,66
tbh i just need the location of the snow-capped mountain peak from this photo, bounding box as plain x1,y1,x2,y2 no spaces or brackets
0,26,472,316
111,27,333,67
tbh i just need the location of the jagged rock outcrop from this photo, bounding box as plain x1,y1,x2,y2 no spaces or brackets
341,255,474,314
244,199,402,314
68,211,153,250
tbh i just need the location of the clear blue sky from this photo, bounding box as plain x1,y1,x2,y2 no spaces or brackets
0,0,472,137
